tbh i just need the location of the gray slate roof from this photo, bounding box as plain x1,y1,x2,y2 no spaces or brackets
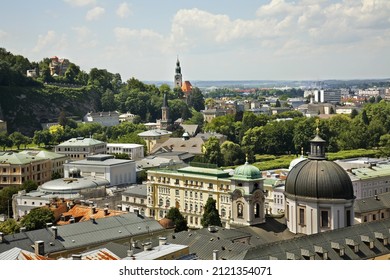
243,218,390,260
0,213,164,257
354,192,390,213
0,228,65,255
166,227,253,260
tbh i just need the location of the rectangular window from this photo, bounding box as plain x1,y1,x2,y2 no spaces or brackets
299,208,305,225
321,210,329,228
346,210,351,226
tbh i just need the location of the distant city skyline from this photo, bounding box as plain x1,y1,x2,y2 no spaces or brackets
1,0,389,82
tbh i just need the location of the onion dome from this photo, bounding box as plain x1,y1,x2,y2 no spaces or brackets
233,162,261,180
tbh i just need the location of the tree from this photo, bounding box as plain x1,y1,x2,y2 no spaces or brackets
0,132,12,151
201,198,222,227
64,63,80,83
221,141,245,166
101,89,117,111
49,124,65,144
9,131,26,150
33,129,52,147
0,219,20,235
378,134,390,157
51,172,62,180
350,108,358,119
275,99,281,107
166,207,188,232
20,207,55,231
203,137,223,166
58,110,68,127
188,87,205,111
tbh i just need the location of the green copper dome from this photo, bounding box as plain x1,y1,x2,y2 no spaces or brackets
233,162,262,180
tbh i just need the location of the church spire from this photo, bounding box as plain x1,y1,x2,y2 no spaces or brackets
174,57,182,88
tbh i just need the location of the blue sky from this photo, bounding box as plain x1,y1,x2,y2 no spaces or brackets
1,0,389,82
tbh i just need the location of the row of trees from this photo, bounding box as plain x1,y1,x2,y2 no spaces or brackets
200,101,390,166
166,197,222,232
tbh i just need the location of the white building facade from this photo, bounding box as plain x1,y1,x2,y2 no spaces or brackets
107,143,144,160
63,154,136,186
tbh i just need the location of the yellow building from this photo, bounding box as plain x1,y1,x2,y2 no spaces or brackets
146,162,266,229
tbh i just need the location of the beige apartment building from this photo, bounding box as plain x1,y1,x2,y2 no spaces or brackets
146,162,266,229
0,152,52,187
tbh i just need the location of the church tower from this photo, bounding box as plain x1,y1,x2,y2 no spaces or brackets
160,93,170,130
174,58,182,88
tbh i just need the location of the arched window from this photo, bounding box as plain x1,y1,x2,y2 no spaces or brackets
221,208,226,217
166,199,170,207
159,198,163,206
237,203,243,218
254,203,260,218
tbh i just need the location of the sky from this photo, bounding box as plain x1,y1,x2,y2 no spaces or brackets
1,0,389,82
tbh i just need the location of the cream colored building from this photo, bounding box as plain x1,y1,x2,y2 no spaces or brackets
146,163,266,229
55,137,107,160
19,150,68,177
0,152,51,187
138,129,172,155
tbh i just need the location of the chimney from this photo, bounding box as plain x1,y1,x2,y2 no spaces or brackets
159,237,167,246
34,241,45,256
90,205,96,214
143,242,152,251
46,222,53,228
20,227,26,232
91,215,96,224
69,217,75,224
127,250,134,257
104,207,109,216
213,250,219,260
72,254,82,260
0,232,4,243
51,226,58,239
104,203,109,208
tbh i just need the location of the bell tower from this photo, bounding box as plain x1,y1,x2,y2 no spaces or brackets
174,57,182,88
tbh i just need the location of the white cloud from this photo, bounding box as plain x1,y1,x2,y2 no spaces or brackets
114,27,163,41
117,2,131,18
86,7,105,21
64,0,96,7
72,26,98,48
33,30,57,52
